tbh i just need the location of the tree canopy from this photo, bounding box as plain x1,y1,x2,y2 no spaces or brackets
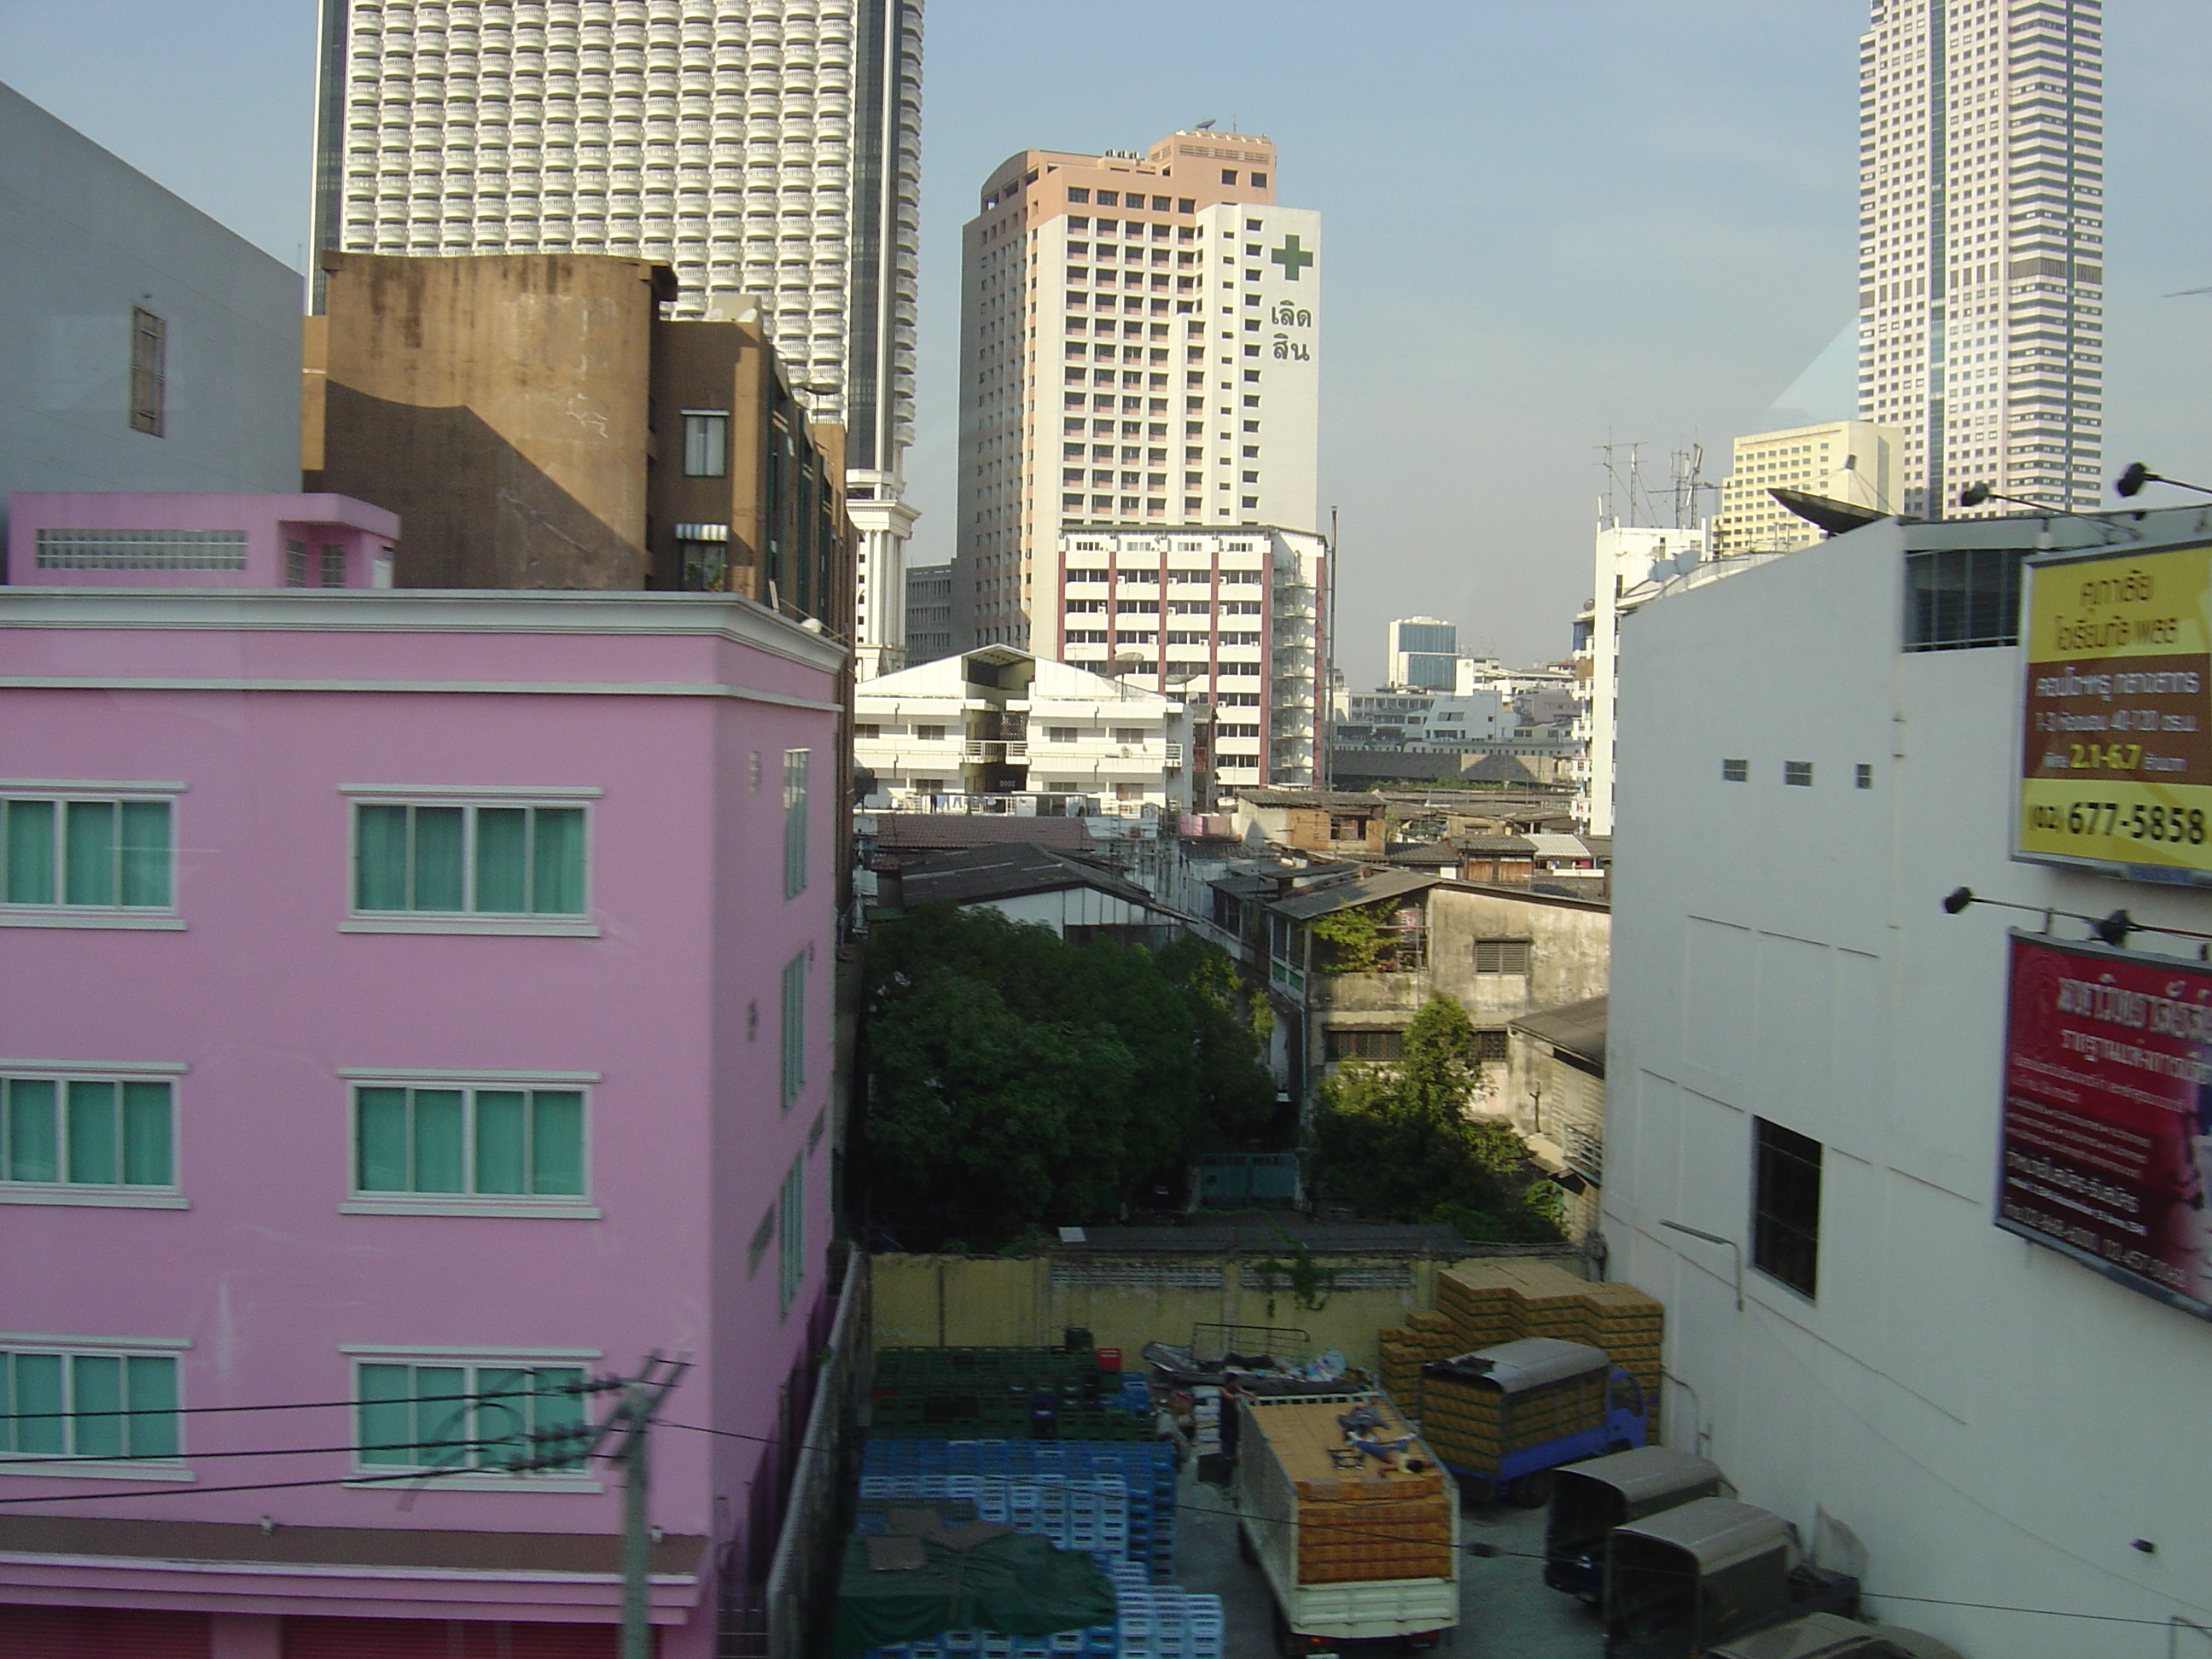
1309,994,1564,1243
860,906,1278,1249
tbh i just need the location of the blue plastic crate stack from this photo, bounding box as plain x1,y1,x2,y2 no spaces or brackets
860,1439,1178,1582
864,1564,1222,1659
853,1473,1130,1560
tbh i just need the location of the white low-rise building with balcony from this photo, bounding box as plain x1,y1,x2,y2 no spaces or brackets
854,645,1197,818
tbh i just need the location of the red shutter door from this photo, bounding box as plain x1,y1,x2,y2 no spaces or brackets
281,1616,630,1659
0,1605,212,1658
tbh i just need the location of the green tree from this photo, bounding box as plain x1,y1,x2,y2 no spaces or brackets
1309,995,1563,1242
861,908,1282,1247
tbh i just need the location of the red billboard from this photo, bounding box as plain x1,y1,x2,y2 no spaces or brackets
2001,933,2212,1321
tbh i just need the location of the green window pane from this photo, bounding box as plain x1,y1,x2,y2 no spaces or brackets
535,1368,587,1469
531,1092,585,1195
118,800,171,907
4,800,55,904
474,1367,531,1467
415,1365,469,1466
474,808,529,912
126,1357,178,1458
64,801,117,905
530,808,586,914
411,807,465,911
12,1353,65,1455
355,1088,410,1191
122,1083,173,1186
474,1091,527,1193
71,1354,124,1458
357,1363,414,1465
411,1090,465,1191
66,1080,119,1185
7,1079,58,1184
355,804,410,910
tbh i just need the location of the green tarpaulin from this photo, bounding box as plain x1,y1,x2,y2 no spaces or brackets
831,1529,1117,1659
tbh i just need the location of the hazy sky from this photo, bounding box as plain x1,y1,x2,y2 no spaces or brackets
6,0,2209,683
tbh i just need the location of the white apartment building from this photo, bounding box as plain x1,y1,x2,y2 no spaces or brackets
1335,690,1517,748
1713,419,1903,553
1858,0,2103,518
854,645,1196,816
1569,520,1713,836
311,0,925,673
1052,526,1323,794
952,131,1319,653
1604,503,2212,1658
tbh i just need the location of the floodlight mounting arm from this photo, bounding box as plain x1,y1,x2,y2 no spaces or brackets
2115,462,2212,501
1941,886,2212,951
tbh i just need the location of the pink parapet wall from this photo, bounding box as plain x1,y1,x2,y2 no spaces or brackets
7,492,399,588
0,585,847,1659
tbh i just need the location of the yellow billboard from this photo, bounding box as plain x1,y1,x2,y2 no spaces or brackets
2018,542,2212,880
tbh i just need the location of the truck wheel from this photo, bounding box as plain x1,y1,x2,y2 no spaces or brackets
1506,1470,1553,1509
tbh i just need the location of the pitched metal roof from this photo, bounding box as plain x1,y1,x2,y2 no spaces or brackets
1237,789,1387,808
1268,867,1438,920
1510,995,1608,1067
896,842,1159,911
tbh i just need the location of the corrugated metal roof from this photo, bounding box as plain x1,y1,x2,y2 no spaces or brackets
897,842,1159,911
1510,995,1607,1066
1526,833,1592,859
1269,868,1438,920
1236,789,1388,808
1458,835,1537,854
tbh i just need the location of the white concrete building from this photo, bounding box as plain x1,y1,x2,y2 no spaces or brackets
1336,689,1517,748
1858,0,2104,517
952,131,1319,652
1387,616,1459,690
0,83,302,548
311,0,925,673
1604,502,2212,1657
854,644,1195,816
1713,420,1904,553
1570,519,1714,835
1051,525,1322,794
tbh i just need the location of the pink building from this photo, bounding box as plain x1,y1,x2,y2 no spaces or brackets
0,544,846,1657
8,492,400,590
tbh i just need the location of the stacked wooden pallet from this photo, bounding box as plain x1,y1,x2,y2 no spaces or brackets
1290,1476,1454,1585
1375,1308,1459,1413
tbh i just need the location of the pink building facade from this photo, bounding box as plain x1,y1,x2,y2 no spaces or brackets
8,492,400,590
0,578,846,1657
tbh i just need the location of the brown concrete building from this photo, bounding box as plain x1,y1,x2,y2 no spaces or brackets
304,251,849,627
1229,789,1388,858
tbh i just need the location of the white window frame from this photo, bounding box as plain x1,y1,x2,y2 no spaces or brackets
778,1154,806,1316
783,752,811,899
340,785,602,938
0,783,185,932
338,1068,600,1218
0,1334,192,1481
780,954,808,1111
341,1346,604,1491
0,1060,189,1210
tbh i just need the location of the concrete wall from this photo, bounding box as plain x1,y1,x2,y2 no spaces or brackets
0,83,301,551
870,1250,1588,1371
1606,511,2212,1656
311,252,665,589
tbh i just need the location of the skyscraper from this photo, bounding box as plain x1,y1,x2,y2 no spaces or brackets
950,131,1321,655
1387,617,1459,691
1857,0,2103,518
311,0,924,672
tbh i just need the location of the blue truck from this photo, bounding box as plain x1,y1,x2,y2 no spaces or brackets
1417,1337,1649,1506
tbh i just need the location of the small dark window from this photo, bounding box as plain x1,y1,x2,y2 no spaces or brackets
1251,172,1268,188
1177,197,1195,213
1328,814,1367,840
1097,190,1119,207
683,413,730,477
318,544,346,587
285,539,308,588
1220,169,1237,184
1753,1118,1822,1297
1784,761,1813,787
1245,218,1261,231
1068,188,1090,204
1904,545,2025,650
1150,195,1170,211
1722,759,1749,782
1475,1029,1509,1062
1856,764,1873,789
130,308,166,437
1326,1028,1404,1062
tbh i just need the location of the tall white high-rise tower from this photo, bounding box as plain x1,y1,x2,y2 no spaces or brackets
1857,0,2103,518
311,0,924,673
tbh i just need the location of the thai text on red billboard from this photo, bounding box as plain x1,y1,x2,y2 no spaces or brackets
2000,933,2212,1321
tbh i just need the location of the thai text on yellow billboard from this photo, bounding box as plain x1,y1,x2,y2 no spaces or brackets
2019,543,2212,876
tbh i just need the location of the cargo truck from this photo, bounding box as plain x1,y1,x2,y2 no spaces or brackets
1231,1391,1460,1656
1419,1337,1649,1505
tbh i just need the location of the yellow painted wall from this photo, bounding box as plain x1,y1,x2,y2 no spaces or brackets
869,1252,1589,1371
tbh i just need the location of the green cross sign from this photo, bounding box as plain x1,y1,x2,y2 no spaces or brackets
1270,234,1314,282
